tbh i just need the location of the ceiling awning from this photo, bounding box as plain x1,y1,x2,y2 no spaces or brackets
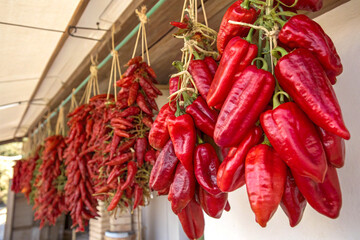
0,0,133,143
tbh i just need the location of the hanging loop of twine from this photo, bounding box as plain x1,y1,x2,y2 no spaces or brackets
107,25,121,102
132,6,151,66
55,105,65,136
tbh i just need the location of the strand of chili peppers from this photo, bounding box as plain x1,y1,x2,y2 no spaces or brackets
90,56,161,213
64,98,103,231
33,135,68,228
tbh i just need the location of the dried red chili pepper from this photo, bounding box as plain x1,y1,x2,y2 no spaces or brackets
107,184,124,211
106,152,134,166
142,116,153,128
199,187,228,219
121,161,137,191
178,197,205,239
117,138,136,153
217,0,257,54
278,14,341,84
133,184,143,210
128,81,139,106
137,93,153,116
280,169,307,227
260,102,327,182
275,48,350,139
168,163,196,214
149,104,175,150
135,137,147,167
170,21,188,29
149,140,179,191
194,143,221,196
167,114,196,172
245,144,287,227
293,165,342,218
119,106,141,118
214,65,275,147
144,149,156,165
208,37,258,107
217,126,262,192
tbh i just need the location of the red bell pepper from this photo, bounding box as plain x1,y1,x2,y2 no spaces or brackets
278,14,342,84
207,37,258,107
318,127,345,168
245,144,287,227
214,65,275,147
168,163,196,214
149,140,179,191
188,59,213,99
277,0,322,11
217,126,262,192
275,48,350,140
260,102,328,182
149,104,175,150
293,165,342,219
199,187,228,219
194,143,221,196
167,114,196,172
217,0,257,54
178,197,205,239
203,56,218,77
280,169,307,227
185,96,218,137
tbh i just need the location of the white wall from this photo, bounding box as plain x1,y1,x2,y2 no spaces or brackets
141,1,360,239
204,0,360,239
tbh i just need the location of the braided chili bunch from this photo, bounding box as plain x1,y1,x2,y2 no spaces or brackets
33,136,67,228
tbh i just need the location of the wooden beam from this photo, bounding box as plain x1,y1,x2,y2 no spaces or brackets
13,0,90,138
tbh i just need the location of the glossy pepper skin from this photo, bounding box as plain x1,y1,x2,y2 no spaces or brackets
293,165,342,219
214,65,275,147
275,48,350,140
260,102,327,182
199,187,228,219
278,14,341,84
168,163,196,214
178,197,205,240
194,143,221,196
207,37,258,107
277,0,322,11
217,126,263,192
167,114,196,172
185,96,218,137
188,60,213,99
245,144,287,227
280,169,307,227
318,127,345,168
149,140,179,191
217,0,257,55
204,56,218,77
149,104,175,150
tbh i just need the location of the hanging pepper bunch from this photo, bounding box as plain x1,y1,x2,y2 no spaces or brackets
64,99,103,231
11,159,25,193
210,0,348,227
11,147,41,203
33,135,67,228
90,56,161,213
149,1,233,239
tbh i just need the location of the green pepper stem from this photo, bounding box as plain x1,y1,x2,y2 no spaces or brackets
245,27,255,43
252,57,269,71
172,61,184,72
277,0,299,8
272,47,288,58
272,90,290,109
197,134,204,144
262,135,272,147
274,17,286,27
241,0,251,9
192,50,201,60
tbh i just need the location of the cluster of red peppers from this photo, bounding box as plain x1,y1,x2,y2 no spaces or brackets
150,7,229,239
149,0,348,235
213,0,347,228
87,57,160,213
33,135,67,228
